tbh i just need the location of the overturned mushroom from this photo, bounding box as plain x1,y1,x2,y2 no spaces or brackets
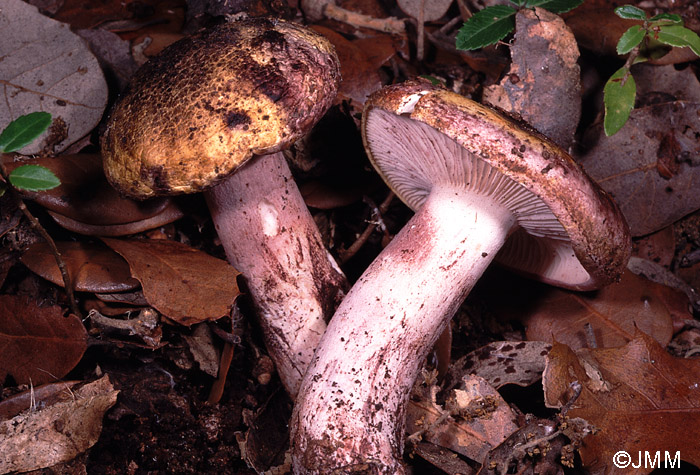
291,79,631,473
101,17,346,397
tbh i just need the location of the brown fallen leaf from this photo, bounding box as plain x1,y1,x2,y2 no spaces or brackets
21,241,139,293
543,331,700,473
484,270,678,350
310,25,391,107
3,154,181,232
0,295,87,385
406,374,518,464
102,238,240,325
483,7,581,150
0,375,119,473
0,0,107,155
578,100,700,237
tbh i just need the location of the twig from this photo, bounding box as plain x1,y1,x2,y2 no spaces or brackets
339,191,394,263
207,302,243,404
0,157,81,318
324,3,406,35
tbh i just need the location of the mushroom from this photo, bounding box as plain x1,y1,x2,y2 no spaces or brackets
290,79,631,473
101,17,346,397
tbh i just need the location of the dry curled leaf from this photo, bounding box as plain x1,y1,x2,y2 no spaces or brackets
3,154,178,230
0,295,87,386
543,331,700,473
0,375,118,473
102,238,240,325
0,0,107,154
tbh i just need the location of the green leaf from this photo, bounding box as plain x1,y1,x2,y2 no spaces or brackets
614,5,647,21
603,67,636,136
525,0,583,14
617,25,646,54
649,13,682,24
655,25,700,56
419,75,443,86
8,165,61,191
0,112,52,153
456,5,517,51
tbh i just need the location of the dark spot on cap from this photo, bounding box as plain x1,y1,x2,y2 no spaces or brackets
224,110,251,129
505,366,516,374
501,344,513,351
141,165,170,193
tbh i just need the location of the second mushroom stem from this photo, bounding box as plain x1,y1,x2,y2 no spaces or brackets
204,152,347,398
291,186,516,473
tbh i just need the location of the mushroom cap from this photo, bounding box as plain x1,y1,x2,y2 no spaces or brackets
101,18,340,199
362,79,631,290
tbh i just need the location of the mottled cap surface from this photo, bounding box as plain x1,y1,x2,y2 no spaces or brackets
362,79,631,290
102,18,340,199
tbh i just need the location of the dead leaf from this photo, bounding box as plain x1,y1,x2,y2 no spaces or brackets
633,64,700,104
406,374,518,464
447,341,551,390
3,154,179,230
183,323,220,377
0,0,107,154
523,271,678,349
410,441,475,474
311,25,390,106
21,241,140,293
0,375,119,474
579,100,700,237
0,295,87,385
564,6,641,57
632,226,676,268
543,331,700,473
102,238,240,325
483,7,581,150
397,0,452,22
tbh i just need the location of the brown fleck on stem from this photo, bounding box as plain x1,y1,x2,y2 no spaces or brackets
0,157,81,318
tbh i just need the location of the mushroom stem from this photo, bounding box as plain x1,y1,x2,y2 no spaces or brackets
204,151,347,398
291,185,516,473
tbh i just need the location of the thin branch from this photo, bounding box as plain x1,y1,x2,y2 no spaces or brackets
339,191,394,264
0,156,81,318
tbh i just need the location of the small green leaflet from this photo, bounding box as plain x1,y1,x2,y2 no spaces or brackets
614,5,647,21
655,24,700,57
8,165,61,191
617,25,646,54
523,0,583,14
604,67,636,136
649,13,682,24
0,112,52,153
456,5,516,51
